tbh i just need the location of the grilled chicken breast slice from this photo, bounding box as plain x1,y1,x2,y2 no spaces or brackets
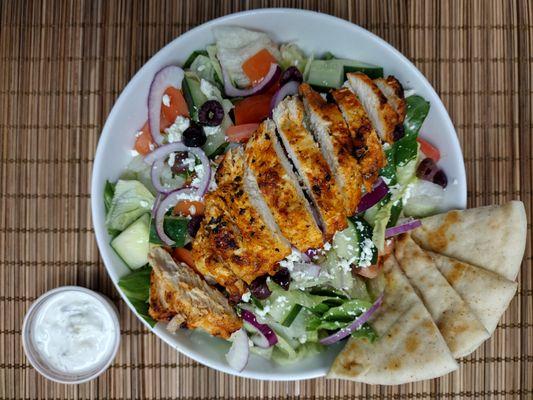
331,87,387,192
245,120,323,251
191,192,248,296
273,96,347,240
216,147,291,282
148,247,242,339
300,83,362,216
346,72,401,143
374,76,406,122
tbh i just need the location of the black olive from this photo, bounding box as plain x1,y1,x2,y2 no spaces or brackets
249,275,271,299
187,215,203,237
182,122,206,147
272,267,291,290
432,170,448,188
280,66,303,86
198,100,224,126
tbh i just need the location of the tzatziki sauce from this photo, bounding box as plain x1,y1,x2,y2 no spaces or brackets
31,290,117,373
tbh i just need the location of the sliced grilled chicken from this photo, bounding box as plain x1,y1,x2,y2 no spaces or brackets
273,96,347,240
346,72,401,143
216,147,291,281
300,83,362,216
192,191,251,296
245,119,323,252
148,247,242,339
374,76,406,122
331,87,387,192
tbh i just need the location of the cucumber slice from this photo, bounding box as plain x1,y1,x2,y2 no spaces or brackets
182,72,208,120
202,129,227,158
281,304,302,327
183,50,208,69
349,216,378,267
111,214,150,270
306,59,344,90
333,219,360,262
336,59,383,79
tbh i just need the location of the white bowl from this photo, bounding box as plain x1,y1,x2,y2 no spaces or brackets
91,9,466,381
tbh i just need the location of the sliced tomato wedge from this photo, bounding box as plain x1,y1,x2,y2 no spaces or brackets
162,86,190,122
417,137,441,162
234,94,272,125
242,49,277,85
173,200,205,217
172,247,196,270
134,122,154,156
226,123,260,143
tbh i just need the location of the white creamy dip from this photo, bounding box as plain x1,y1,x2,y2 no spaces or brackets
31,291,116,373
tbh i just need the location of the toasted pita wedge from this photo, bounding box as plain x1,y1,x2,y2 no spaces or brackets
328,255,458,384
428,251,517,335
411,201,527,280
394,234,489,358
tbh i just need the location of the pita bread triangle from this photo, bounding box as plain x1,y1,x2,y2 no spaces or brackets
410,201,527,281
328,255,458,384
428,251,517,335
394,234,489,358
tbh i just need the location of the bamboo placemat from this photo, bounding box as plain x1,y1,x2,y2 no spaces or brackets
0,0,531,399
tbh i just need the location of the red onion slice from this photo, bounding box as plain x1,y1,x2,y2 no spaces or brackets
155,188,199,245
152,193,162,219
225,328,249,372
319,293,383,345
148,65,185,145
270,80,299,112
357,178,389,213
223,63,281,98
385,219,422,238
144,142,211,197
241,309,278,348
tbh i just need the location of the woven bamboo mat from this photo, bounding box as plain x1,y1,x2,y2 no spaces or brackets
0,0,531,398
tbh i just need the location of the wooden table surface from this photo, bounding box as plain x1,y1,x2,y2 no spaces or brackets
0,1,531,399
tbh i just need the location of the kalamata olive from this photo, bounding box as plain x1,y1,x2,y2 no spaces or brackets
182,122,207,147
392,125,405,141
417,157,448,188
170,152,188,174
187,215,203,237
272,267,291,290
198,100,224,126
280,66,303,86
432,170,448,188
249,275,271,299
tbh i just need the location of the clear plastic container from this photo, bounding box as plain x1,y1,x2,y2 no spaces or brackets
22,286,121,384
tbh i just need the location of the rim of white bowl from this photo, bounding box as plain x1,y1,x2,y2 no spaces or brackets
91,8,467,381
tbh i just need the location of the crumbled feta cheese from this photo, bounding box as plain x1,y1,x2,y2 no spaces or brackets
167,152,176,167
382,176,391,185
323,242,332,251
189,205,196,215
197,64,206,72
162,94,171,107
200,79,220,100
255,304,271,318
135,130,143,138
183,154,197,171
298,334,307,344
382,142,391,151
358,238,375,268
279,249,305,271
166,115,190,143
241,291,251,302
